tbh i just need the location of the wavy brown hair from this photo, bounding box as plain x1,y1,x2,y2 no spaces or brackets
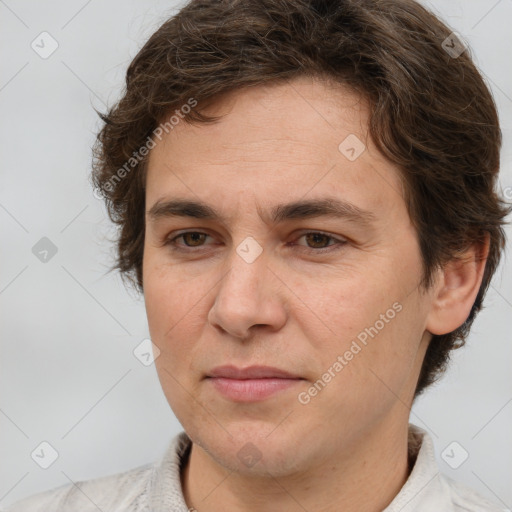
91,0,511,398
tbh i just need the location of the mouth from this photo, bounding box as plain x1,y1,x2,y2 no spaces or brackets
206,365,304,402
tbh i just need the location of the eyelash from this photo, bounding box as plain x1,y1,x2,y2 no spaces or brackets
164,231,347,254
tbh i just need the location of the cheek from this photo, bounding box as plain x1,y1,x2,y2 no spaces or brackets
143,259,212,369
143,253,200,326
144,263,189,362
292,265,396,351
144,266,204,416
296,254,424,388
144,275,174,335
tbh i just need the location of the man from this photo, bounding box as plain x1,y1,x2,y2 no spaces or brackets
7,0,510,510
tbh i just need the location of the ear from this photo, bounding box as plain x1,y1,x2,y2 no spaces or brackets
425,233,490,336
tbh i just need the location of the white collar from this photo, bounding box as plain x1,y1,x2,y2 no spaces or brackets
148,424,504,511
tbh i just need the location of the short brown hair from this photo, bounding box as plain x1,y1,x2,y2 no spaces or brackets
91,0,511,398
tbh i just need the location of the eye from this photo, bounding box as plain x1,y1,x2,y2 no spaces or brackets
166,231,213,251
164,230,347,254
293,231,347,253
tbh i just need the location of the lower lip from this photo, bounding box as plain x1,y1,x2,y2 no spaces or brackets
208,377,302,402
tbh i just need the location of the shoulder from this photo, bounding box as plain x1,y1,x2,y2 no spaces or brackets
386,424,506,512
4,462,154,512
4,432,192,512
439,473,506,512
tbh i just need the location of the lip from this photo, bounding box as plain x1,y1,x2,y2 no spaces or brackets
206,365,303,402
207,365,301,379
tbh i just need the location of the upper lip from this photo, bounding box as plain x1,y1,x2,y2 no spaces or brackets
207,365,302,379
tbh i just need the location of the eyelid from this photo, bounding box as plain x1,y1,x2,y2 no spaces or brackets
293,229,347,242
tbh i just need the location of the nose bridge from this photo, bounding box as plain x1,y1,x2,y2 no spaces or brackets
219,242,268,308
208,240,285,338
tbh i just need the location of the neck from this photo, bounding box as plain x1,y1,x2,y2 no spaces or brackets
181,417,413,512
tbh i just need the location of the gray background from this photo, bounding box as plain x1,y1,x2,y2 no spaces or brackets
1,0,511,509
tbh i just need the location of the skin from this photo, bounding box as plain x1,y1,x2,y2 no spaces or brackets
142,75,488,512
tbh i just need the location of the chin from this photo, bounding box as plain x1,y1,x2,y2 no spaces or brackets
187,420,320,477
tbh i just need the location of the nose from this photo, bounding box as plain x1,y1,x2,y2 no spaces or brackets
207,248,287,340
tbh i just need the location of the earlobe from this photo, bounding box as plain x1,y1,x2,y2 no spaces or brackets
425,233,490,336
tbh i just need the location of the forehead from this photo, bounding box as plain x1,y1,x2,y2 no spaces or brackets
145,76,404,220
151,76,370,158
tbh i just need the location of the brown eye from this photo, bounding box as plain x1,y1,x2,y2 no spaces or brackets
293,231,347,254
164,231,213,252
181,232,207,247
304,232,332,249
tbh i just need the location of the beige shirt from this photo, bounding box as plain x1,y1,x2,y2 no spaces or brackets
5,424,505,511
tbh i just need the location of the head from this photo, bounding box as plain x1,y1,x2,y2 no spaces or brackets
92,0,511,475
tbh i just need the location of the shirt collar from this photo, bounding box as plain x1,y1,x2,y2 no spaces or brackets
382,423,442,511
147,424,449,512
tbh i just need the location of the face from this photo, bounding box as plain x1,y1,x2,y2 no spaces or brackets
143,76,436,476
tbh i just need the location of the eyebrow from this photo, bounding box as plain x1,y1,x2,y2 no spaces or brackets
147,196,377,228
